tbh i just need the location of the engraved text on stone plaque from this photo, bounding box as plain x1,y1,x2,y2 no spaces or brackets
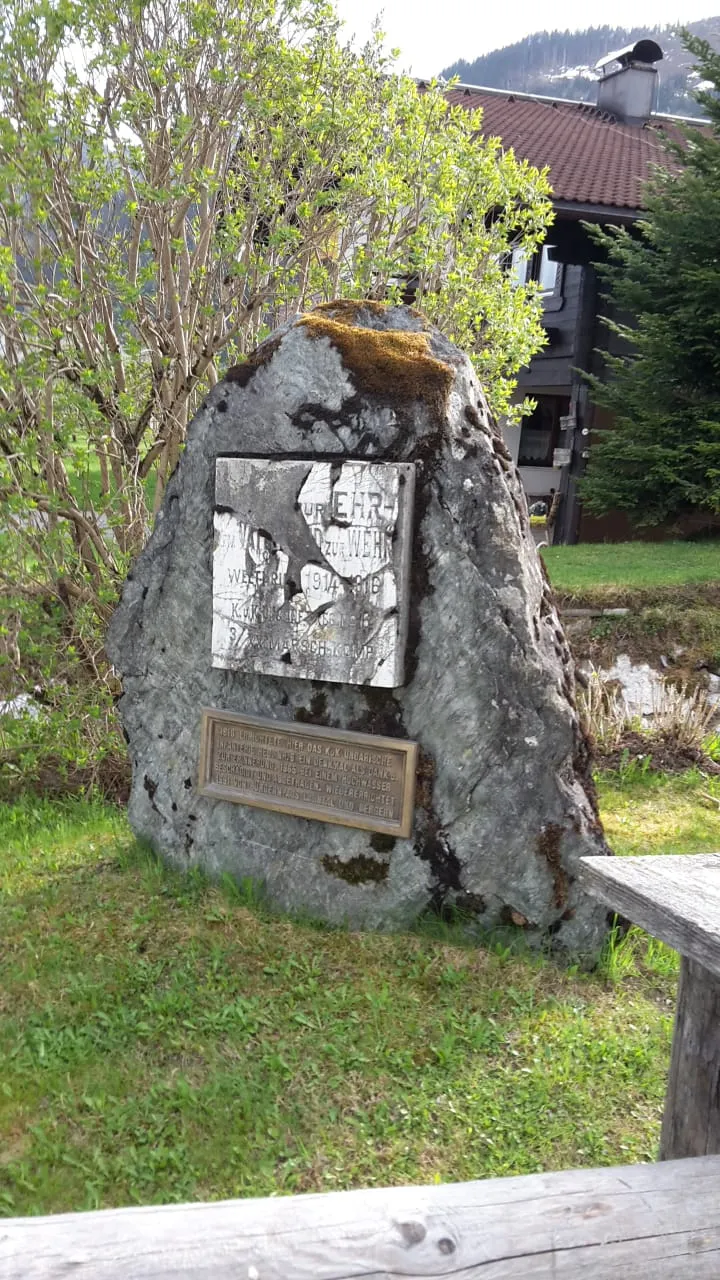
199,709,417,837
211,459,415,686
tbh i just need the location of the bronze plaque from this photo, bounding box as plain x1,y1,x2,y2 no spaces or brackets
199,709,417,837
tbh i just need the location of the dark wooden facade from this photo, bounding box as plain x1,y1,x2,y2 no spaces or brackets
500,207,648,544
502,217,602,542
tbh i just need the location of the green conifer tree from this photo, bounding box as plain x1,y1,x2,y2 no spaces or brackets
582,34,720,528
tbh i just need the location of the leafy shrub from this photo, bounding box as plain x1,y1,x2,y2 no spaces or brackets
0,594,128,802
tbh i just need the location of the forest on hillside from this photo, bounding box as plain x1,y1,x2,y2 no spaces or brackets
440,19,720,117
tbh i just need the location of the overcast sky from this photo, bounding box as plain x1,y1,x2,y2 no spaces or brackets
333,2,720,78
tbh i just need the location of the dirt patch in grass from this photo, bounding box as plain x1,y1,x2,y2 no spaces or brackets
596,730,720,775
0,1133,31,1167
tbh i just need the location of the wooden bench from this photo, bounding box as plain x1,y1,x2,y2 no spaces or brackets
2,1155,720,1277
580,853,720,1160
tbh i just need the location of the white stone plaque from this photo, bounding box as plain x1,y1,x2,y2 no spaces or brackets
552,447,572,468
211,459,415,687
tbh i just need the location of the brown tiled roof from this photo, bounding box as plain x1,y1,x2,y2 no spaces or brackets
445,86,684,213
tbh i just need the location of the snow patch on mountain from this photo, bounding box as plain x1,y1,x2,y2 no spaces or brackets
548,65,597,82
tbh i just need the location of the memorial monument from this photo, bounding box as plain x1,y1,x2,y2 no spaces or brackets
107,301,611,953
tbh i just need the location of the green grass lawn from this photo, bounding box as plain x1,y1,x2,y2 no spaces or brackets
600,766,720,856
67,466,159,517
542,540,720,593
2,771,720,1217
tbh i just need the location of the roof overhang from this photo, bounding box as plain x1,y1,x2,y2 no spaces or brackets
552,198,643,225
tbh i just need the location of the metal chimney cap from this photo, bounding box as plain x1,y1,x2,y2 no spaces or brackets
595,39,663,73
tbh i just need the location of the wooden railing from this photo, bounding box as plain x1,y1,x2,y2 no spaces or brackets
3,1155,720,1278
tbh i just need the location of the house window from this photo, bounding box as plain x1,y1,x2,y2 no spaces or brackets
510,248,530,287
510,246,562,305
537,247,559,295
518,395,570,467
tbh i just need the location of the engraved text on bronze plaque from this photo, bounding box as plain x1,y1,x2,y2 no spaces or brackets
199,709,417,837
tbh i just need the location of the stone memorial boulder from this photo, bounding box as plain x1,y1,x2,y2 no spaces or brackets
107,301,611,954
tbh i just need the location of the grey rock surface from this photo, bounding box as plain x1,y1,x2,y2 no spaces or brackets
107,301,611,954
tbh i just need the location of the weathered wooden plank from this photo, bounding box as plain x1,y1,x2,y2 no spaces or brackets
559,608,630,618
578,854,720,976
660,957,720,1161
3,1157,720,1279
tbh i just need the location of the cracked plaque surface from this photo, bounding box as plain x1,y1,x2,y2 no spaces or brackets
212,459,414,687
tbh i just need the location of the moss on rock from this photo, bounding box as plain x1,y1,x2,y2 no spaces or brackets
299,311,454,418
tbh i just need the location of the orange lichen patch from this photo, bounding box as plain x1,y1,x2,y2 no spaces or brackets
299,313,454,417
313,298,431,328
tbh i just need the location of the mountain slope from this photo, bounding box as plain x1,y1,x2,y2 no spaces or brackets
440,20,720,118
